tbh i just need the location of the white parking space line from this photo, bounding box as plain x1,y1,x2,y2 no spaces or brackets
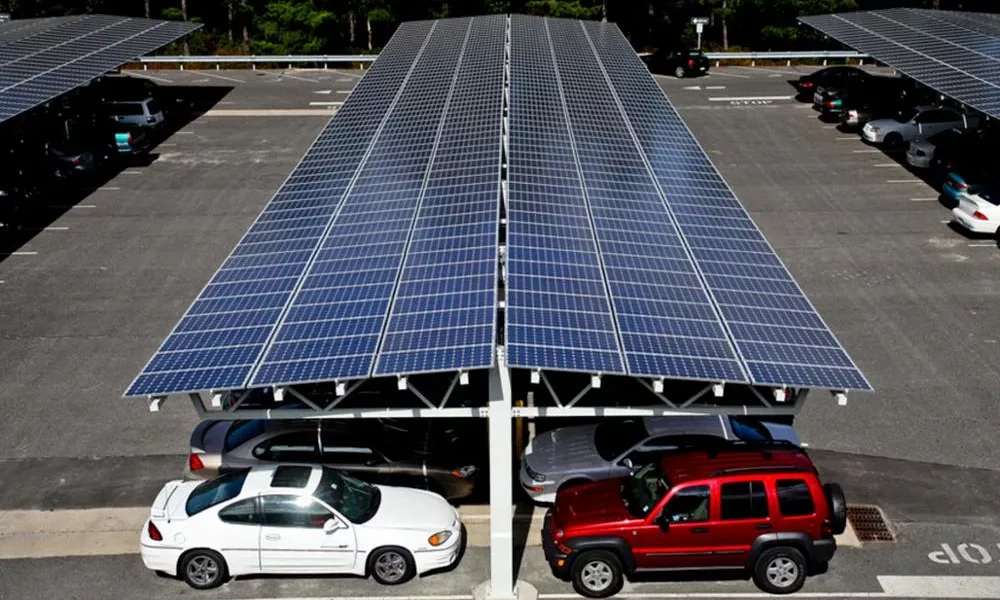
940,220,952,224
910,197,937,202
337,77,354,82
682,85,702,90
8,251,37,256
176,131,195,135
708,95,793,102
704,70,751,79
732,65,800,76
887,179,924,183
127,71,173,84
837,136,859,140
822,125,837,129
705,85,726,90
158,142,177,147
191,77,210,83
968,242,997,247
41,227,69,231
873,163,900,167
121,170,144,175
853,149,880,153
203,108,336,117
337,89,352,94
198,71,244,83
279,72,319,83
314,89,333,95
880,576,1000,598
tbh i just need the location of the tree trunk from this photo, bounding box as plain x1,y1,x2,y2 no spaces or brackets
227,0,234,43
367,16,372,52
144,0,150,19
349,10,355,46
722,0,729,50
180,0,190,55
240,0,249,54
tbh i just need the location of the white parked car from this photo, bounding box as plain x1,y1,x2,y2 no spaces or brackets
951,183,1000,238
102,97,165,128
863,106,978,147
140,464,464,589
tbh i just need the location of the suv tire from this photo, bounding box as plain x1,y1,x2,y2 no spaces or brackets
674,66,686,78
571,550,624,598
824,483,848,534
752,546,807,594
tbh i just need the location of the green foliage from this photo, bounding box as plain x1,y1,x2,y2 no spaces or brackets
524,0,602,19
251,1,339,55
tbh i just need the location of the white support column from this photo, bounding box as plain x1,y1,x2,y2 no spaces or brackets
485,347,516,600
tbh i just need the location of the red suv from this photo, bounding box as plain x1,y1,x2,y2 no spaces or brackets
542,444,846,596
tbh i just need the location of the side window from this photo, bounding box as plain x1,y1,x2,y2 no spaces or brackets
776,479,816,516
320,433,379,464
218,498,258,525
661,485,711,523
260,495,334,529
721,481,769,520
186,469,249,516
253,432,320,462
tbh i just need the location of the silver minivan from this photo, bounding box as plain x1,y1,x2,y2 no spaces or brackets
103,98,165,128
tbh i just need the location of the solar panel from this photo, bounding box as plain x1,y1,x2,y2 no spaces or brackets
127,21,437,396
373,14,505,376
583,19,870,391
505,15,627,375
252,16,503,386
800,9,1000,119
537,18,747,383
0,15,200,123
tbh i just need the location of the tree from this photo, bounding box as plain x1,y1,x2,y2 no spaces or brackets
144,0,149,18
181,0,190,54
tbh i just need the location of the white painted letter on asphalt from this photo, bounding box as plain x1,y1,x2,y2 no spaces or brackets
958,543,992,564
929,543,960,564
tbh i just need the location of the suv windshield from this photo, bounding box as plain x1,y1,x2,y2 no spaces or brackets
621,462,670,517
314,467,381,524
594,420,649,461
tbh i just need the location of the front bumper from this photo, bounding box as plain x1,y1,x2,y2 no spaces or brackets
861,127,882,143
519,462,556,504
414,525,464,574
951,207,996,234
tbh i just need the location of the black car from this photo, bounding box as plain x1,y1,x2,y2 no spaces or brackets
646,49,710,78
817,76,914,121
795,66,869,100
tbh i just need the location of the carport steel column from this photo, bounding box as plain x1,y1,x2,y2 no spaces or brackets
486,347,515,599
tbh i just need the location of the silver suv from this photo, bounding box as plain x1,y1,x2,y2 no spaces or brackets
519,415,799,504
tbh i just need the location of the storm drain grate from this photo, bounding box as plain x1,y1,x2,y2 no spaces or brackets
847,504,895,542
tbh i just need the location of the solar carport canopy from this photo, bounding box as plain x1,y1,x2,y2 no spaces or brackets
126,14,871,399
801,8,1000,119
0,14,200,123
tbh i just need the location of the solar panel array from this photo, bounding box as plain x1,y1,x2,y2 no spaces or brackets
128,16,506,396
801,8,1000,118
0,15,200,123
128,14,870,397
506,15,870,391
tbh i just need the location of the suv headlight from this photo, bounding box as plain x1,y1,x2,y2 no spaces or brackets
428,530,453,547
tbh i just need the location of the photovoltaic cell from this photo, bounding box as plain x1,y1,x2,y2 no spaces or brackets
582,19,870,391
0,15,200,123
506,16,626,375
801,8,1000,119
126,21,436,396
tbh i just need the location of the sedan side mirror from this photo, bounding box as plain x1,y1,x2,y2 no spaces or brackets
323,518,343,533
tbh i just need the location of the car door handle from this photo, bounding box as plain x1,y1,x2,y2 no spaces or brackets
691,527,710,534
265,533,280,541
756,523,772,530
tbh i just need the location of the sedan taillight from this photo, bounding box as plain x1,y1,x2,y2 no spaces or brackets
188,453,204,471
973,210,989,220
147,520,163,541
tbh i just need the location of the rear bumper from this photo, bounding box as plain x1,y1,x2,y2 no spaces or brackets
951,207,995,234
811,537,837,564
906,152,932,169
541,512,572,578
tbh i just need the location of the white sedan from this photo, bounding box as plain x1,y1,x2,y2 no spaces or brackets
952,185,1000,238
862,106,978,147
140,464,464,589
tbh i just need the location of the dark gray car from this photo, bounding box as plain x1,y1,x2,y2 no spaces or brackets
519,415,799,503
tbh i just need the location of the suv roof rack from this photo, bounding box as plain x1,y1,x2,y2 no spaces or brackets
710,465,813,477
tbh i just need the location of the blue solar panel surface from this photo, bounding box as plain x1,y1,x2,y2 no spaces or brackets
129,14,870,397
582,19,870,390
0,15,200,123
800,9,1000,119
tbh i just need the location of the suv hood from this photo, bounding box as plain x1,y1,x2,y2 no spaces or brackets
554,479,633,531
523,424,603,475
367,485,458,532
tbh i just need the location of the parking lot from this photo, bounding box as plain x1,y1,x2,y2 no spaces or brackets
2,66,1000,599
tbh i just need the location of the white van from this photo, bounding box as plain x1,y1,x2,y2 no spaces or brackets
102,98,165,128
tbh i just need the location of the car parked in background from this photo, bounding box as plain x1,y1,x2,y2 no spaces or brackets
102,97,165,128
951,181,1000,238
646,49,710,78
942,163,990,204
906,128,967,169
45,140,98,179
141,464,464,589
794,66,868,100
187,419,481,501
541,445,846,597
862,106,978,148
519,416,799,504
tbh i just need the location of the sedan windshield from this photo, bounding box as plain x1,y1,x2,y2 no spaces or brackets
314,467,380,524
594,419,649,461
620,462,670,518
894,108,918,123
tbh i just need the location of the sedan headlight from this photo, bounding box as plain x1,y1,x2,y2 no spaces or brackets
428,530,453,547
524,462,546,483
